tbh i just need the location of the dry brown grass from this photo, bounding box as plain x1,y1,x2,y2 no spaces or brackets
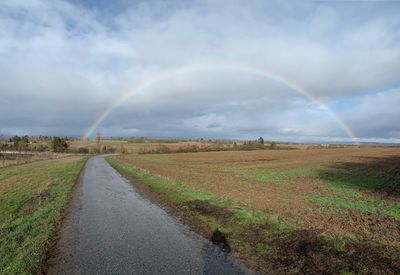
0,152,75,168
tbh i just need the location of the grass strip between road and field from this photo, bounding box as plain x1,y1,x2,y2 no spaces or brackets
0,156,87,275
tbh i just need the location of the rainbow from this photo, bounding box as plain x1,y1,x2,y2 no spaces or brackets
83,62,360,144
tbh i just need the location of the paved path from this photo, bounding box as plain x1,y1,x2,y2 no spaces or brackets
46,156,250,274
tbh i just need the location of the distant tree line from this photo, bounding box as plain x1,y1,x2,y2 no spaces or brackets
139,137,280,154
8,135,30,151
1,135,71,153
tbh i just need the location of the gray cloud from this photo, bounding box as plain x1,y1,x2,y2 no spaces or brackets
0,0,399,142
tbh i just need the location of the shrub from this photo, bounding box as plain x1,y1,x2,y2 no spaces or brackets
120,146,128,154
36,144,48,152
101,145,116,154
51,137,69,152
89,147,100,154
77,147,89,154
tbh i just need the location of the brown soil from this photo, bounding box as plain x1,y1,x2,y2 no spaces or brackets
298,207,400,247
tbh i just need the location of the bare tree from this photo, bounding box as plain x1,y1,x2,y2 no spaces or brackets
96,132,101,151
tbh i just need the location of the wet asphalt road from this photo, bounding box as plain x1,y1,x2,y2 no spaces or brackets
46,156,250,274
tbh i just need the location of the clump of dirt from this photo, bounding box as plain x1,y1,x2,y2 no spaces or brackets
186,200,234,222
20,188,53,214
270,229,400,274
210,229,231,253
341,209,400,245
233,222,271,247
343,208,395,225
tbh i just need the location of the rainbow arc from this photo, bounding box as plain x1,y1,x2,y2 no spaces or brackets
83,62,360,144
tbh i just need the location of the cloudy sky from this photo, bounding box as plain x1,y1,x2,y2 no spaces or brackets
0,0,399,143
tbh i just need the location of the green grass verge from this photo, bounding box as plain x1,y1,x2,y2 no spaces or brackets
0,157,87,275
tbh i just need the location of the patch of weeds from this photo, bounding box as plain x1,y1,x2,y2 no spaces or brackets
330,235,352,252
311,206,343,219
223,166,319,184
318,156,400,197
196,214,229,232
231,237,253,254
255,243,274,257
232,208,267,224
304,194,400,220
304,164,400,220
